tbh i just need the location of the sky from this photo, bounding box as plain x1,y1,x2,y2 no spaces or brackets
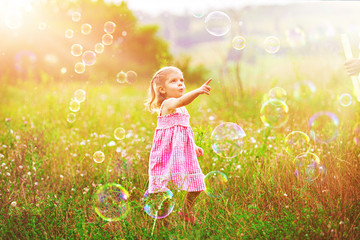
106,0,306,16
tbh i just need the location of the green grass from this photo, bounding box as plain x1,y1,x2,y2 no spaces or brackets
0,74,360,239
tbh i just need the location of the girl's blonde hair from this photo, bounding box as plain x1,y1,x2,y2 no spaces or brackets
144,66,182,113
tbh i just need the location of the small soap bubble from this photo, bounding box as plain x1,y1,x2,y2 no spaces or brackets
116,71,127,83
82,50,96,66
211,122,246,159
72,12,81,22
232,36,246,50
339,93,352,107
284,131,310,157
67,113,76,123
95,43,104,54
260,99,289,128
102,34,113,45
71,44,83,57
142,187,175,219
126,70,137,84
104,21,116,34
65,29,74,39
114,128,125,140
74,89,86,102
294,152,323,182
93,183,129,221
74,62,85,74
204,11,231,37
263,87,287,104
309,111,339,143
69,99,80,112
264,36,280,54
286,26,306,48
93,151,105,163
81,23,92,35
204,171,228,198
190,5,206,18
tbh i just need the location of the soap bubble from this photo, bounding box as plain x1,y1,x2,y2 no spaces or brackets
65,29,74,39
142,188,175,219
211,122,246,158
126,70,137,84
309,111,339,143
81,23,92,35
104,21,116,34
69,99,80,112
74,62,85,74
93,183,129,221
339,93,352,107
204,171,228,198
293,81,316,102
72,12,81,22
71,44,83,57
190,6,206,18
93,151,105,163
82,50,96,66
260,99,289,128
286,26,306,48
353,122,360,145
102,34,113,45
284,131,310,157
116,71,127,83
114,127,126,140
204,11,231,37
67,113,76,123
264,36,280,54
5,12,22,29
294,152,324,182
263,87,287,104
95,43,104,54
74,89,86,102
232,36,246,50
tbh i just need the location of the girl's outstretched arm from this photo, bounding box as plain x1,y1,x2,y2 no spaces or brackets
164,78,212,111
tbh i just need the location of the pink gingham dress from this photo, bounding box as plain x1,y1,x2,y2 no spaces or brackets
148,102,206,193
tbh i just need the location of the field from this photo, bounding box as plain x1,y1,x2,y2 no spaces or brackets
1,55,360,239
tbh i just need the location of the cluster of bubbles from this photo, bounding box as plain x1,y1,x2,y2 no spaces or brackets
67,89,86,123
93,183,130,221
260,87,289,128
67,13,116,74
116,70,138,84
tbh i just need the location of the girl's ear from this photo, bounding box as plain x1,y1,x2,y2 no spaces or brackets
158,86,166,95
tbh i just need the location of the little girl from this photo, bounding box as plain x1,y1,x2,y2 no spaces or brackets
144,66,212,225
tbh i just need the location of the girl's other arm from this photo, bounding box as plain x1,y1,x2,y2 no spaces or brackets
164,79,212,111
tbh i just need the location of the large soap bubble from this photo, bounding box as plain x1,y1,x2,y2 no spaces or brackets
309,111,339,143
204,171,228,198
260,99,289,128
284,131,310,157
142,187,175,219
204,11,231,37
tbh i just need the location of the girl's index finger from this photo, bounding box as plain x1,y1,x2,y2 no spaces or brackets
204,78,212,85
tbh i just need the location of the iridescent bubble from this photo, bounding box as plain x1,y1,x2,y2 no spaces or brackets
102,34,113,45
93,151,105,163
293,81,316,102
69,99,80,112
264,36,280,54
82,50,96,66
339,93,352,107
294,152,323,182
211,122,246,159
284,131,310,157
190,6,206,18
95,43,104,54
67,113,76,123
309,111,339,143
353,122,360,145
74,62,85,74
126,70,137,84
114,127,126,140
65,29,74,39
142,188,175,219
204,171,228,198
71,44,83,57
260,99,289,128
264,87,287,103
116,71,127,84
93,183,129,221
74,89,86,103
204,11,231,37
72,11,81,22
232,36,246,50
104,21,116,34
5,12,22,29
286,26,306,48
81,23,92,35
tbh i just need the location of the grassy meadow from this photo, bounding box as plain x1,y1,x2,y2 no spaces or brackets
1,53,360,240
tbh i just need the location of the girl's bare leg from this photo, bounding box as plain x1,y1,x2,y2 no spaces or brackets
183,191,202,213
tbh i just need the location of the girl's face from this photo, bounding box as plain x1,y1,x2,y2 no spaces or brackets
160,70,185,98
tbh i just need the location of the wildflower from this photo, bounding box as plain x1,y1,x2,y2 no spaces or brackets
34,182,38,186
27,172,31,176
11,201,16,206
0,154,4,159
209,116,215,121
284,193,287,197
60,174,64,179
107,141,116,147
5,118,11,122
6,172,10,176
